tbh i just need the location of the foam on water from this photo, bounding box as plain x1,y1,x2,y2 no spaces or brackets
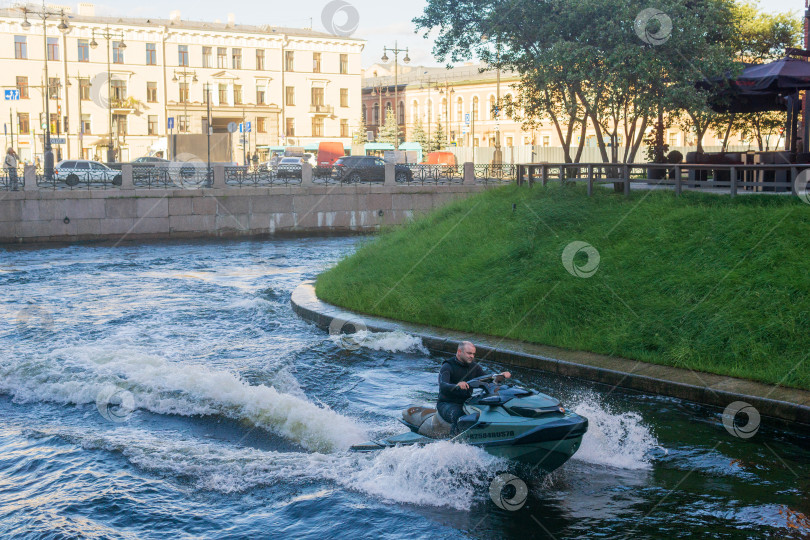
25,424,504,511
570,393,663,470
329,330,428,354
0,345,366,453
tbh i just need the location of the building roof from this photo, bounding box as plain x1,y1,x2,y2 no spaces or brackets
0,8,364,42
363,62,520,90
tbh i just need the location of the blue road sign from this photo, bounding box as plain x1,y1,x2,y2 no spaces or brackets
4,89,20,100
246,121,251,133
239,123,243,133
464,113,470,125
167,117,175,129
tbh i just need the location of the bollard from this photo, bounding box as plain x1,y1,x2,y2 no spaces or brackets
213,165,226,188
23,164,36,192
463,162,475,185
301,162,313,186
384,163,395,186
120,164,134,189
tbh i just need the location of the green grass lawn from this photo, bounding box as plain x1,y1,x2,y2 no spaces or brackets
316,184,810,390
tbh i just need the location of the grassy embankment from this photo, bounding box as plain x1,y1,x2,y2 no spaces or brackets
316,184,810,390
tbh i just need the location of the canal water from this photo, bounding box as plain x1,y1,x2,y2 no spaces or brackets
0,237,807,539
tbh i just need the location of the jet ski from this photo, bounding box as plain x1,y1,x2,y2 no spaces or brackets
351,375,588,473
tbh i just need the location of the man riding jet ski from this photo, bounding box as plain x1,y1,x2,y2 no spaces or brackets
351,341,589,473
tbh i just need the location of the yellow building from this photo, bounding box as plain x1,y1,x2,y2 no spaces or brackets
0,4,364,163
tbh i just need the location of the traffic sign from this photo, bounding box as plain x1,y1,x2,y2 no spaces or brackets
245,121,251,133
227,122,238,133
4,89,19,100
464,113,470,125
167,117,175,130
238,123,243,133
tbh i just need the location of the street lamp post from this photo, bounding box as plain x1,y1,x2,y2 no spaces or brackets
381,42,410,149
90,26,126,162
172,68,198,135
19,5,70,179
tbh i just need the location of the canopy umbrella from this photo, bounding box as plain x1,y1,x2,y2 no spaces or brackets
701,58,810,152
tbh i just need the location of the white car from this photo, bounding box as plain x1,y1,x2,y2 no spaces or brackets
54,160,122,186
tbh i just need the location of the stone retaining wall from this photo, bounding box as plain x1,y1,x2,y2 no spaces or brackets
0,164,489,244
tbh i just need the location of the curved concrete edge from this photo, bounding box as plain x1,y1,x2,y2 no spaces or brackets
291,281,810,432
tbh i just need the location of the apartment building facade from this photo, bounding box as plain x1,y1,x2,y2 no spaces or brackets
0,4,363,163
362,63,744,151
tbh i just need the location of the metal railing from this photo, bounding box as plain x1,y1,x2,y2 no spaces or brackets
36,169,123,191
403,164,464,185
516,162,808,197
474,164,517,184
224,166,302,187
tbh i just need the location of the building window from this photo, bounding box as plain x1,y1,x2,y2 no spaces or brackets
372,103,379,125
81,114,91,134
78,39,89,62
111,79,127,101
79,78,90,100
17,113,29,134
398,101,404,124
256,86,265,105
14,36,27,59
217,47,227,68
340,54,348,74
232,48,242,69
285,51,294,71
543,135,550,147
311,87,324,106
178,115,189,132
202,46,212,68
285,86,295,106
256,49,265,70
256,117,266,133
148,115,158,135
147,82,157,102
48,77,59,100
286,118,295,136
312,52,321,73
233,85,242,105
362,105,367,124
114,114,127,136
312,117,324,137
178,45,188,66
489,95,496,120
340,88,348,108
49,113,59,134
146,43,156,65
457,97,463,122
47,37,59,61
218,83,228,104
113,41,124,64
340,119,348,138
472,96,479,121
179,82,189,103
16,77,28,99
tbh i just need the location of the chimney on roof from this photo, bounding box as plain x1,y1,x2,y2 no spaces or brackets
169,10,181,22
77,3,95,16
227,13,235,26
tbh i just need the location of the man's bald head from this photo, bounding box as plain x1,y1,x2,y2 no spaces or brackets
456,341,476,364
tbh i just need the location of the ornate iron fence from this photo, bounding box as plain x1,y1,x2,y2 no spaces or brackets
474,164,517,184
0,166,24,191
225,166,301,187
403,164,463,185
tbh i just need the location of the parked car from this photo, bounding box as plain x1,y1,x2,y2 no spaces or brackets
332,156,413,182
54,160,122,186
276,157,303,178
317,142,346,168
133,156,169,164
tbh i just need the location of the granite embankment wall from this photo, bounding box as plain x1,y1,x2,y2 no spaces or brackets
0,164,489,244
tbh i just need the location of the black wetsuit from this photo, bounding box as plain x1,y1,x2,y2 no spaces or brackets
437,356,485,428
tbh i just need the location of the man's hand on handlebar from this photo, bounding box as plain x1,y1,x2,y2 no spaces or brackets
457,381,470,391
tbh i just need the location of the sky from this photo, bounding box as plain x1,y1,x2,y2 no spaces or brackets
8,0,806,68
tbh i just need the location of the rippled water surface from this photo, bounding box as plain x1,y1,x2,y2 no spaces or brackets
1,237,808,539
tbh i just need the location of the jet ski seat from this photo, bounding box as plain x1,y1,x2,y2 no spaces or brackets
402,405,452,439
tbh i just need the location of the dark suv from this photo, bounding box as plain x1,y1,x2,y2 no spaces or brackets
332,156,413,182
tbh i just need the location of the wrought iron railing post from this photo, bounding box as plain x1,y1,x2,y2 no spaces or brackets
623,164,630,196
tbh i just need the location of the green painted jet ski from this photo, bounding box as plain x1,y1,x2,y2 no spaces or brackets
351,375,588,473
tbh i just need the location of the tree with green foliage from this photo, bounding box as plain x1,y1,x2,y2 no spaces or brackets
415,0,740,164
411,120,430,150
377,109,401,146
430,121,446,152
353,117,368,145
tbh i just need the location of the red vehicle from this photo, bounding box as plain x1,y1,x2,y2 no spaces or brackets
317,142,346,168
424,152,456,165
